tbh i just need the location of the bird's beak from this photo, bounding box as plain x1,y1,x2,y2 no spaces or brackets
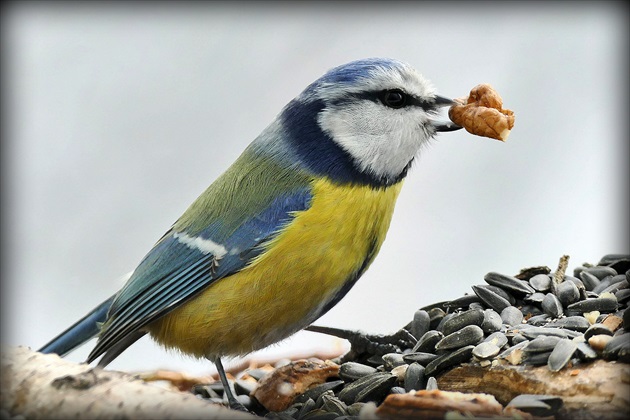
431,95,463,132
433,95,457,107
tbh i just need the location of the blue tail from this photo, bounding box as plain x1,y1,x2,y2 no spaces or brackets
38,295,115,356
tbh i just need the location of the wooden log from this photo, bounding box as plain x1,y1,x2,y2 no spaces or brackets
437,359,630,419
0,346,255,419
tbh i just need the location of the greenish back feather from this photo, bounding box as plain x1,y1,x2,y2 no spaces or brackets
173,147,313,238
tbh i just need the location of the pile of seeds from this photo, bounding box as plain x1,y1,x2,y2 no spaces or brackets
193,254,629,418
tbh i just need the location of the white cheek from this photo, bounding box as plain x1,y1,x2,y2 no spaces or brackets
318,102,433,180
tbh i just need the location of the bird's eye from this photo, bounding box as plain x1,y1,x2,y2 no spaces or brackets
379,89,408,109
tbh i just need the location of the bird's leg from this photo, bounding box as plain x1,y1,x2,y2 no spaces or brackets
214,358,248,412
305,325,417,362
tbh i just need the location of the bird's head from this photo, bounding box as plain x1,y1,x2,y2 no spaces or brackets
256,58,461,187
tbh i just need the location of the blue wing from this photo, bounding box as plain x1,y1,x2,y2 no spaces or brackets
87,187,312,364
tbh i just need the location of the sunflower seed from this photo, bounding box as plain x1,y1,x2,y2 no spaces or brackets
435,325,484,351
592,277,616,294
523,350,552,365
507,394,563,417
410,310,431,340
346,402,365,416
527,314,551,326
600,278,629,295
481,309,503,333
382,353,406,370
424,345,474,377
472,341,501,360
483,331,508,348
524,335,562,353
602,334,630,362
294,381,345,405
556,281,580,306
520,326,569,339
498,340,529,362
579,271,601,291
441,308,484,336
598,254,630,273
546,316,591,332
300,408,338,419
390,365,408,382
411,330,443,353
615,289,630,304
485,284,517,305
468,302,485,311
402,352,439,366
484,272,535,296
445,294,481,309
529,274,552,292
584,266,618,280
318,393,348,416
297,398,317,418
500,306,524,326
337,372,397,405
472,285,512,312
519,304,543,317
575,341,599,361
425,376,438,391
404,362,426,392
338,362,378,382
524,292,546,305
548,338,578,371
427,308,446,330
566,297,618,313
541,293,564,317
511,333,529,345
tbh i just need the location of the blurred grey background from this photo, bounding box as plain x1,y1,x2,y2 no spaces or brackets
2,2,628,376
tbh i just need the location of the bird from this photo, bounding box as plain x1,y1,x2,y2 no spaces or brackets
38,57,462,410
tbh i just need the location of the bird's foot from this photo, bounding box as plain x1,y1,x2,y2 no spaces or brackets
306,325,417,357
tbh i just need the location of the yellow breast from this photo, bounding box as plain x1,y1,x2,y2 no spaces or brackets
147,178,403,358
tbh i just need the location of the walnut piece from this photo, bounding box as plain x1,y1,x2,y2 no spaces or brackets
448,84,515,141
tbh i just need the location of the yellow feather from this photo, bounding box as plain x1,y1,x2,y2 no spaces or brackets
147,178,403,358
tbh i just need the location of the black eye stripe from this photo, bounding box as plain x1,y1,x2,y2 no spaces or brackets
340,90,436,111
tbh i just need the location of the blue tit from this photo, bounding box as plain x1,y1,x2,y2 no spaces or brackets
38,57,462,409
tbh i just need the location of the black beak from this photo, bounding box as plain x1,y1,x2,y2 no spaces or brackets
431,95,463,132
432,95,457,107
